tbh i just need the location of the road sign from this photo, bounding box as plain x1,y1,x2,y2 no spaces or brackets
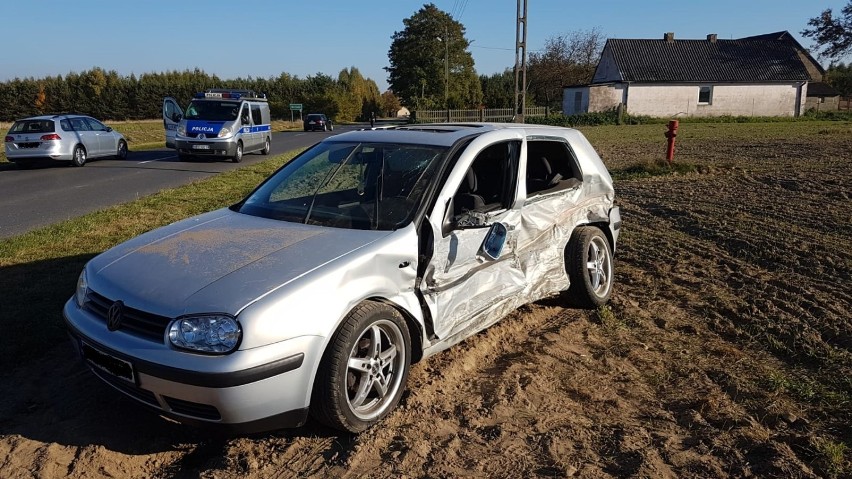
289,103,303,111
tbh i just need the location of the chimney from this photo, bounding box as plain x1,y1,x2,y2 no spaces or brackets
707,33,717,43
664,32,674,43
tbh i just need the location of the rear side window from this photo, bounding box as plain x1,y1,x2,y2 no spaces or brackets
525,140,582,196
68,118,91,131
251,105,262,125
10,120,55,134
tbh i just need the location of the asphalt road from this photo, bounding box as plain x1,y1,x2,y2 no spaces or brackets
0,126,362,239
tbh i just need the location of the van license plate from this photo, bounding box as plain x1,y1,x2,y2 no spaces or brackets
192,144,210,150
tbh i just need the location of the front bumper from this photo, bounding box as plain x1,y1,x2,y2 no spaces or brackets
63,299,323,433
175,137,238,157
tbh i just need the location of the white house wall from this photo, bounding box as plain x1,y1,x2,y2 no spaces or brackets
626,83,803,117
562,85,625,115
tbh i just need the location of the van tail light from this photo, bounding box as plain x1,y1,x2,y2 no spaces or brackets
4,136,13,142
40,134,61,141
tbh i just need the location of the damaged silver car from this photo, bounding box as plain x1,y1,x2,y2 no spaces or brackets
63,123,621,433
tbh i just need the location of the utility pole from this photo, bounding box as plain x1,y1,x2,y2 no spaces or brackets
444,25,449,112
514,0,528,123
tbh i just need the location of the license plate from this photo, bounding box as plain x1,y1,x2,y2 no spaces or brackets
192,144,210,150
81,341,136,383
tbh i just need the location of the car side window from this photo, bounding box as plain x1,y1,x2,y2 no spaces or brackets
452,141,520,219
85,118,107,131
525,140,582,197
251,105,262,125
60,119,72,131
69,118,90,131
240,105,251,125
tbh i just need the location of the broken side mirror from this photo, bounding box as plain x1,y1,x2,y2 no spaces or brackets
478,222,508,260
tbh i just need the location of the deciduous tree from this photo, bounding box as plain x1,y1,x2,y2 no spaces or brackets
527,29,604,111
386,3,482,109
802,2,852,59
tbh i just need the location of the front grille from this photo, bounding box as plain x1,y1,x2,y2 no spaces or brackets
163,396,221,420
85,290,171,342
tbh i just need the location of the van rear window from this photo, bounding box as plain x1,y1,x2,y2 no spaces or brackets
10,120,55,134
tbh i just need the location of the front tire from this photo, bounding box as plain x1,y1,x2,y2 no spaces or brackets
232,141,243,163
310,302,411,433
116,140,128,160
566,226,614,308
71,145,86,167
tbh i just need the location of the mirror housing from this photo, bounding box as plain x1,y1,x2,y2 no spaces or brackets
478,222,508,261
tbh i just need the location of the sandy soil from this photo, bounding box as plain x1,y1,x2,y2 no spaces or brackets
1,131,850,478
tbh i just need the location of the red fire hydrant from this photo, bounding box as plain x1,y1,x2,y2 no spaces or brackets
665,120,678,165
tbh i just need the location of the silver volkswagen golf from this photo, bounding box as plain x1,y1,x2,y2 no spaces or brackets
64,123,621,433
5,114,128,167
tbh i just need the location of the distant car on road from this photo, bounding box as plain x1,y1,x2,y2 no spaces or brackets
303,113,333,132
4,114,128,167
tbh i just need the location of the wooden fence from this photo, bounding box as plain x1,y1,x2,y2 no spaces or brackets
840,97,851,111
413,106,548,123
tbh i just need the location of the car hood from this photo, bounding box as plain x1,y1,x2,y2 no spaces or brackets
88,208,389,317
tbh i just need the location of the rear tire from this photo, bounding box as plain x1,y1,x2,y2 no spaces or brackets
71,145,86,167
261,137,270,155
310,302,411,433
232,141,243,163
566,226,614,308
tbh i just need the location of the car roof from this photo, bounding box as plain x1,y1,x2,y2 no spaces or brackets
15,114,88,121
326,122,582,147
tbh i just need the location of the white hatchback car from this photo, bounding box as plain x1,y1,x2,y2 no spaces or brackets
64,123,620,433
4,114,128,167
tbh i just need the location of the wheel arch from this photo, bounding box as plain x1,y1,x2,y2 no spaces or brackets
367,296,425,364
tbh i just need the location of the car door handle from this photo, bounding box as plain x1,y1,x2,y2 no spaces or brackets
398,261,411,268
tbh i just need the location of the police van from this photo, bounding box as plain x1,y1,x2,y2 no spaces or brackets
163,89,272,162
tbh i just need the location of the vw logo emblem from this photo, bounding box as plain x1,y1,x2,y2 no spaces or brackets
198,133,206,140
107,301,125,331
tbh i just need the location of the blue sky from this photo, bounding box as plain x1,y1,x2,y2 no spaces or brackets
1,0,848,91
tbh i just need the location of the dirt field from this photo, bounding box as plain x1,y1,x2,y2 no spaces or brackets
1,123,850,478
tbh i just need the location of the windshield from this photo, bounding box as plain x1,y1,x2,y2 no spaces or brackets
237,141,446,230
184,100,240,121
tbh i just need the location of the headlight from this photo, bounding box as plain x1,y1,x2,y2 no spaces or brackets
177,125,186,136
217,126,231,138
75,269,88,307
168,315,241,354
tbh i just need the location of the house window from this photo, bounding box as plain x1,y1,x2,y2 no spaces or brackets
698,85,713,105
573,91,583,112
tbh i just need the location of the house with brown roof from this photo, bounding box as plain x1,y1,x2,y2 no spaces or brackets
563,31,823,118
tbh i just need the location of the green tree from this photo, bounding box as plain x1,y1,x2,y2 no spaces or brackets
479,69,516,108
527,28,604,110
826,62,852,96
386,3,482,109
802,2,852,59
380,90,402,117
